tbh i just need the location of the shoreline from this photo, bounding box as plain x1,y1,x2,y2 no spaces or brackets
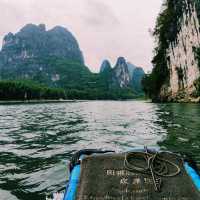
0,99,150,105
0,99,79,105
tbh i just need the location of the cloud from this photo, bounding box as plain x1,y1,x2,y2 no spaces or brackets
82,0,120,27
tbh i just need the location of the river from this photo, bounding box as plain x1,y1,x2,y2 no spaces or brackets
0,100,200,200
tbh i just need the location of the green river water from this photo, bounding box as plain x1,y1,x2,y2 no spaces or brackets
0,101,199,200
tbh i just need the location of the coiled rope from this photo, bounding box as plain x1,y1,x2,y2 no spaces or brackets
124,147,181,192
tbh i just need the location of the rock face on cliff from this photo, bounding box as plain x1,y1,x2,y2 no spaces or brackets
163,0,200,101
112,57,131,88
0,24,86,85
0,24,84,65
145,0,200,102
99,57,145,92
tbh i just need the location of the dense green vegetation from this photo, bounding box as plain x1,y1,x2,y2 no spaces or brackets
0,57,92,88
0,80,66,100
0,79,136,101
194,47,200,70
66,88,136,100
193,45,200,96
0,56,139,100
194,78,200,96
142,0,189,101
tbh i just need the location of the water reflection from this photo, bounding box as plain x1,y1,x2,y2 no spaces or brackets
157,103,200,163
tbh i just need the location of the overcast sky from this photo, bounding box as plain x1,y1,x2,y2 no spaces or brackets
0,0,162,72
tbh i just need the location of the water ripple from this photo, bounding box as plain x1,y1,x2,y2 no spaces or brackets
0,101,200,199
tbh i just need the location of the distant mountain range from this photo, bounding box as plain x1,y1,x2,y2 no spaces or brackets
100,58,145,93
0,23,145,99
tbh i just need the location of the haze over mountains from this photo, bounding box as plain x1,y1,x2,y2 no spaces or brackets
0,23,145,99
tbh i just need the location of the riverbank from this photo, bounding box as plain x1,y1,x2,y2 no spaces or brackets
0,97,149,105
0,99,79,105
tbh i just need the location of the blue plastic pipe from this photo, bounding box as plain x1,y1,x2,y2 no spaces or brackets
184,162,200,191
63,164,81,200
